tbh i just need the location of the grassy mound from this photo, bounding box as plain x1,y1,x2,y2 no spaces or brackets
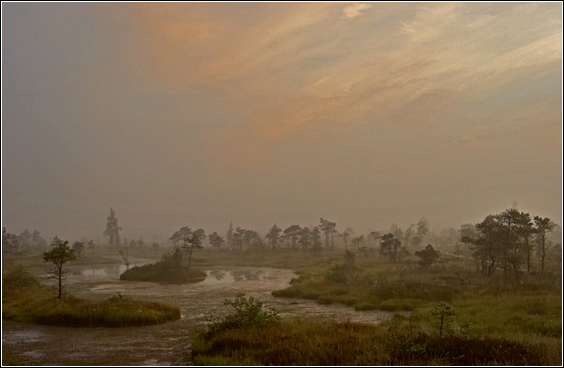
2,265,180,327
120,249,206,283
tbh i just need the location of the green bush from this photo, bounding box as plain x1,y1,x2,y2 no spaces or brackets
205,293,280,335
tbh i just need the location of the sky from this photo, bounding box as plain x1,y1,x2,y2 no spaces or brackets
2,2,562,243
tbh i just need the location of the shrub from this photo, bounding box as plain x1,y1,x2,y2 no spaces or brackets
325,251,361,284
431,301,458,340
206,293,280,335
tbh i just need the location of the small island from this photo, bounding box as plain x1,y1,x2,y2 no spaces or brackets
120,248,206,283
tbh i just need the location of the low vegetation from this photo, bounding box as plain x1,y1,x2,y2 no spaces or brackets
120,248,206,283
2,265,180,327
2,207,561,365
192,293,559,365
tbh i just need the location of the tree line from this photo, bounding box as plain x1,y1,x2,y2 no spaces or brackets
4,207,560,275
460,208,557,276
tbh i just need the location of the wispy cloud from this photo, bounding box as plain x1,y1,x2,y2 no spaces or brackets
342,3,372,19
122,2,561,170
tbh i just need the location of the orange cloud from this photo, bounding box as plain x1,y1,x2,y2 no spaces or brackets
118,2,561,171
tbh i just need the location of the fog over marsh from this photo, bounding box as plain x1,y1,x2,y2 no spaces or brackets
2,2,562,241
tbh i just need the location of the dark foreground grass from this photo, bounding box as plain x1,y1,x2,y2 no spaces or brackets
192,317,555,366
2,266,180,327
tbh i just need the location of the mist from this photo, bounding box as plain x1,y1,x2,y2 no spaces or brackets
2,2,561,244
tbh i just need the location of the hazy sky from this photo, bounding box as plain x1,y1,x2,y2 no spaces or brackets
2,2,562,242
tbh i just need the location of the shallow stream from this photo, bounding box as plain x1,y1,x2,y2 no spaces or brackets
3,265,395,365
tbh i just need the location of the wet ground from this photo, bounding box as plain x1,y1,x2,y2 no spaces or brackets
3,264,396,365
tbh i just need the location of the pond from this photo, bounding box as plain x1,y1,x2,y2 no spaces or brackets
2,265,397,365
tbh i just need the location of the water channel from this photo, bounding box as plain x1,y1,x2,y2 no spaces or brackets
3,264,396,365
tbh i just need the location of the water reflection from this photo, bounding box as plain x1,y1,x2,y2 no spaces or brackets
79,265,271,284
232,270,264,281
202,269,267,284
80,265,125,279
208,270,226,281
80,262,149,279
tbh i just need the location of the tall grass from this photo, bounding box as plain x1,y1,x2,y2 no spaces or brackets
192,317,554,366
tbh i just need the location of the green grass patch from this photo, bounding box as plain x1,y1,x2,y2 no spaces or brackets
2,266,180,327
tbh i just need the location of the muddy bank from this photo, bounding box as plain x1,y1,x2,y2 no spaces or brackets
3,266,396,366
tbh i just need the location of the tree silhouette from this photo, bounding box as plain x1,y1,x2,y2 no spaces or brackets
299,227,312,252
284,225,302,250
43,238,76,299
379,233,403,262
534,216,555,273
312,226,322,255
103,208,121,247
209,232,225,251
319,218,336,249
183,229,205,270
415,244,439,268
266,224,282,250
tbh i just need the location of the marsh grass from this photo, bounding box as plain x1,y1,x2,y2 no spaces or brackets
2,266,180,327
264,251,562,365
192,317,553,366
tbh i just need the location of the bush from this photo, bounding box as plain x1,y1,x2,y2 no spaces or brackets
324,251,361,284
205,293,280,335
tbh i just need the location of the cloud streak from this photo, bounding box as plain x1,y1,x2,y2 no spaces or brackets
2,2,561,239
